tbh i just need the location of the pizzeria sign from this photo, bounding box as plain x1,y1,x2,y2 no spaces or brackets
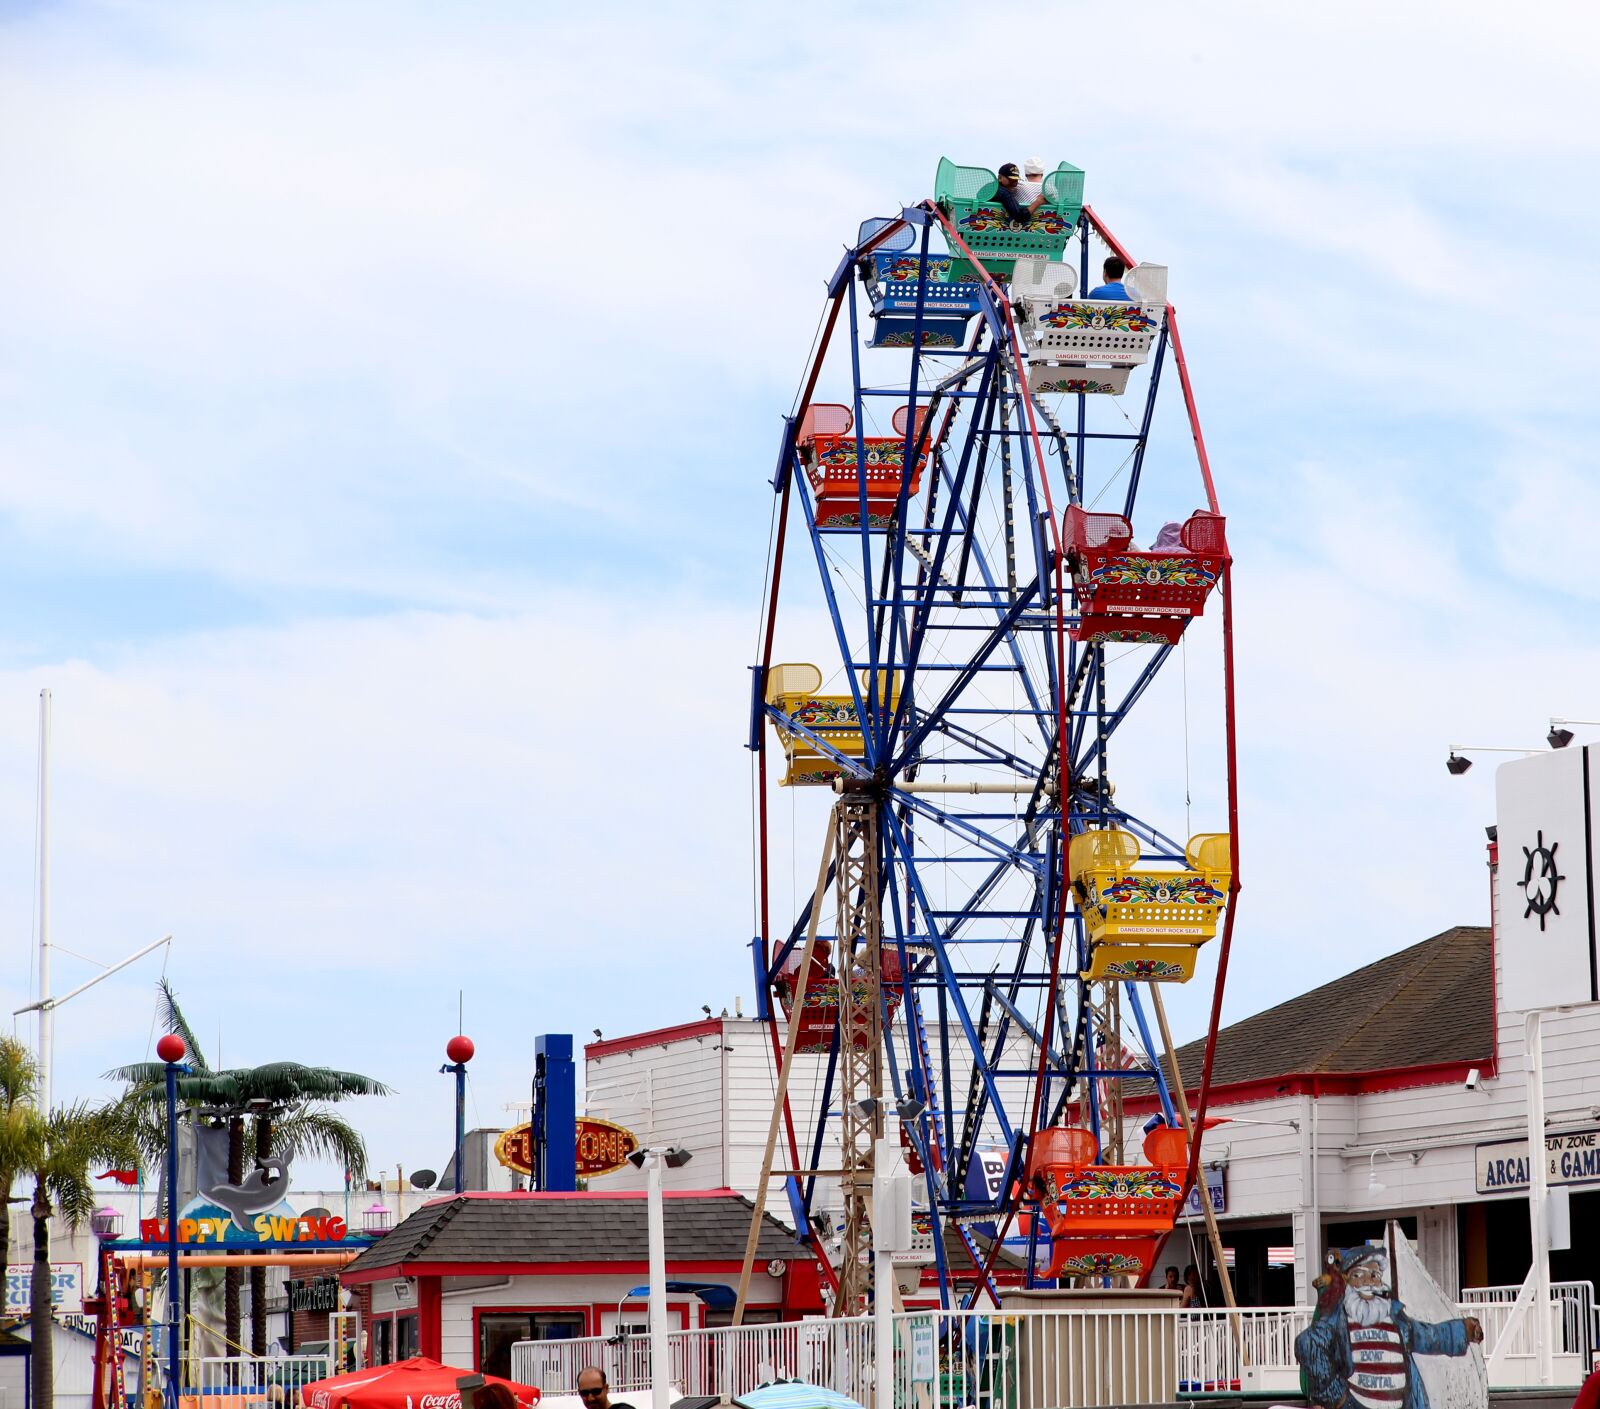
1476,1127,1600,1194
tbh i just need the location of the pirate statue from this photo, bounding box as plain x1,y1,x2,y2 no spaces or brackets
1296,1245,1484,1409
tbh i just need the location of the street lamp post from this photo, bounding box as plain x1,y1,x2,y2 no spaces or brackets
156,1032,187,1409
443,1036,474,1194
626,1145,691,1409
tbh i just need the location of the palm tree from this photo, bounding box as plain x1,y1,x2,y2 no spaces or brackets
24,1101,138,1409
108,983,388,1355
233,1070,384,1354
0,1038,42,1281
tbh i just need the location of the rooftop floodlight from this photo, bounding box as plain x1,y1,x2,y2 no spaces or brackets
852,1097,881,1121
626,1148,647,1169
1548,719,1600,749
895,1097,927,1123
1446,744,1543,776
663,1145,693,1169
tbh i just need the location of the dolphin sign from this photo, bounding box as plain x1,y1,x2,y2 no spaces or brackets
204,1158,292,1225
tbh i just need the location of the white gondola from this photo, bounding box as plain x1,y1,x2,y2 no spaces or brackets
1012,257,1167,367
1025,361,1131,396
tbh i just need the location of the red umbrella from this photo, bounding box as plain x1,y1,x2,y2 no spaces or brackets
298,1357,540,1409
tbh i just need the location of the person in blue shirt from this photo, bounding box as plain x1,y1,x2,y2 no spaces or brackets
994,163,1046,224
1088,256,1132,300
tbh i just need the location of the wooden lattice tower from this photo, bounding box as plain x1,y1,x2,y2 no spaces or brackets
832,795,884,1316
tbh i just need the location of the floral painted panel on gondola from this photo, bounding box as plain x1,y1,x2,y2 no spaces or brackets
958,206,1071,236
1091,555,1217,588
1053,1251,1148,1276
798,981,897,1009
819,510,896,530
816,442,905,470
1034,376,1121,395
878,329,960,348
1036,303,1158,333
1101,956,1188,980
883,255,953,282
1058,1168,1184,1201
1083,627,1180,646
792,768,846,786
788,698,860,729
1100,874,1225,907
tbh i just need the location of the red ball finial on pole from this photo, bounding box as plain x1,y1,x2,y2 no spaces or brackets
156,1034,187,1065
446,1035,475,1065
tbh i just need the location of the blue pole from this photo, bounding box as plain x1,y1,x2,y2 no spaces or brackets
164,1062,179,1409
453,1064,466,1194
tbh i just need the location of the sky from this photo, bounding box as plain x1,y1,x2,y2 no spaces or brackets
1,0,1598,1184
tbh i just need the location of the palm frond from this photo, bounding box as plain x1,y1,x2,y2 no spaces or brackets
158,979,210,1073
263,1106,371,1182
228,1063,390,1104
36,1101,138,1231
0,1037,40,1110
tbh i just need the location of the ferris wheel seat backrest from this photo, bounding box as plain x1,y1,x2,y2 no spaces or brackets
1012,257,1079,302
1185,832,1232,885
764,662,824,704
798,403,853,444
857,217,916,254
1064,506,1134,553
1179,511,1227,555
1142,1125,1189,1168
1123,262,1169,306
1031,1125,1100,1172
891,404,931,439
1069,827,1142,879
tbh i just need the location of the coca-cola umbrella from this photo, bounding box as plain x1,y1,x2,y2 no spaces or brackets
298,1357,541,1409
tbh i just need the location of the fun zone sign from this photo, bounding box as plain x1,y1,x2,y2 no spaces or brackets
1476,1127,1600,1194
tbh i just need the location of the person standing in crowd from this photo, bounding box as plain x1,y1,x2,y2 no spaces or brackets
577,1367,635,1409
1162,1266,1182,1292
1180,1264,1203,1308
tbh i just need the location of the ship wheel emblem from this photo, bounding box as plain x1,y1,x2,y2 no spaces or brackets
1517,830,1564,931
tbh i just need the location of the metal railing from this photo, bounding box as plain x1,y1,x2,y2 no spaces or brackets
510,1288,1595,1406
1462,1281,1596,1363
195,1355,332,1408
510,1321,876,1402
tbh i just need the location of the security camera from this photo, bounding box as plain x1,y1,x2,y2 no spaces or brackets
1464,1067,1481,1092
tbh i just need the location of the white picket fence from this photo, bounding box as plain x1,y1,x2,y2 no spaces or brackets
511,1285,1597,1405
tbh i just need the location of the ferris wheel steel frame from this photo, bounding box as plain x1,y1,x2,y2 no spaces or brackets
747,198,1243,1309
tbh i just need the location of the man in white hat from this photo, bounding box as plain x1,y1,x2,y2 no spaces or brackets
1016,157,1047,207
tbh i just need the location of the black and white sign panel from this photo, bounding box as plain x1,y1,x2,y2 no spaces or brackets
1476,1127,1600,1194
1494,748,1599,1010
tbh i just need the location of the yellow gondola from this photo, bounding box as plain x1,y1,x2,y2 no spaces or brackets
1070,828,1231,981
764,663,901,787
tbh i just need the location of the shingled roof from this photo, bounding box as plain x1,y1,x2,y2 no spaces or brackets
343,1192,806,1275
1174,926,1493,1090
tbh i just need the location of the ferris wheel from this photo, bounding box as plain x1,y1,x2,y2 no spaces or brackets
739,157,1241,1314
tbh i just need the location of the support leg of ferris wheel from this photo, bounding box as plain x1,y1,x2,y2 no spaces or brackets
833,793,885,1317
1150,983,1242,1343
732,819,838,1326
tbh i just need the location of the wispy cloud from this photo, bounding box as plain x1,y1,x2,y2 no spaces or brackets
0,0,1596,1172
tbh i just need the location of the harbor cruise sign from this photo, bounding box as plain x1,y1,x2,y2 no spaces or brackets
1476,1127,1600,1194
